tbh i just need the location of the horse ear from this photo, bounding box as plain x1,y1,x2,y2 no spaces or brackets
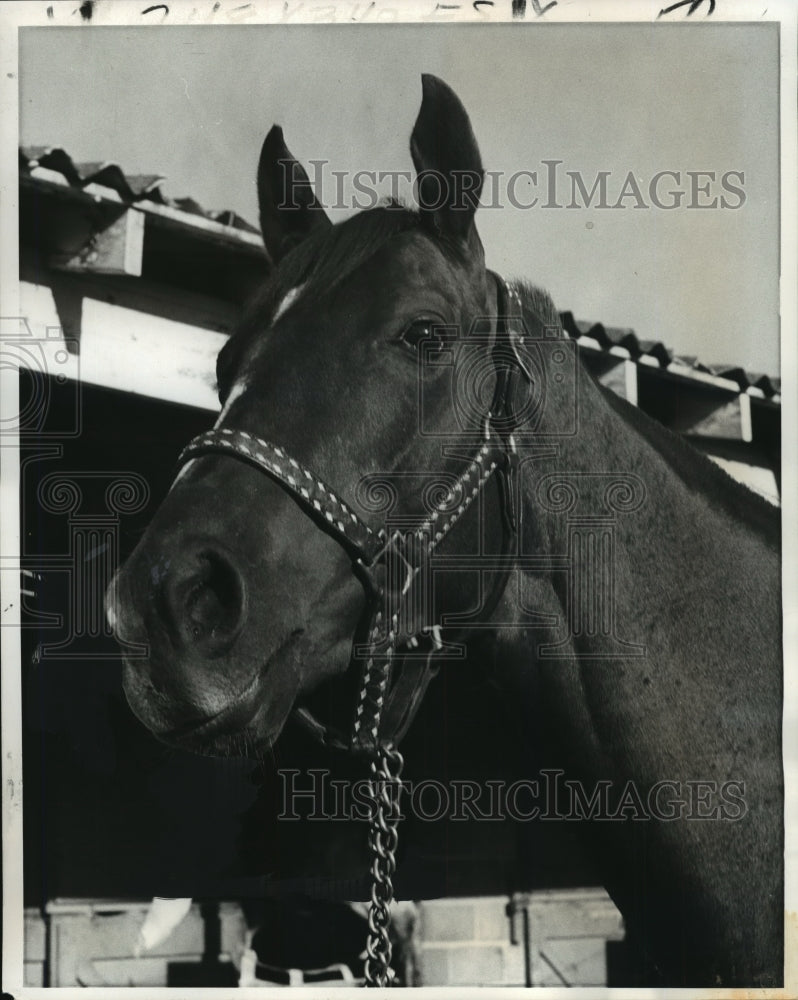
410,75,484,241
257,125,331,263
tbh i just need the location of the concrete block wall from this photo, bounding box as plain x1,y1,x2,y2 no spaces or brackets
416,889,624,987
22,900,245,988
23,891,623,987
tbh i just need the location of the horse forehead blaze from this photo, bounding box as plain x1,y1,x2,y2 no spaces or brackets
272,282,306,323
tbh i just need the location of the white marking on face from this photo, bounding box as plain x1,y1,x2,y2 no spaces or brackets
272,283,306,324
213,378,249,428
210,284,303,432
170,457,197,489
171,283,306,492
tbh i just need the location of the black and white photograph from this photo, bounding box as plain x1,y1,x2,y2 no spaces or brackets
1,0,795,994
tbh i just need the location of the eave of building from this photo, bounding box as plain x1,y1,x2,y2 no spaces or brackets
16,153,781,505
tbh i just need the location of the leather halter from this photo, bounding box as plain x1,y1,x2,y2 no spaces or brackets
175,272,529,756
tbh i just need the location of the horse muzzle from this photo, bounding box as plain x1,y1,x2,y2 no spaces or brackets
108,537,248,650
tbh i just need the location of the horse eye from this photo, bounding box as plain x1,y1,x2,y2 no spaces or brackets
398,319,446,354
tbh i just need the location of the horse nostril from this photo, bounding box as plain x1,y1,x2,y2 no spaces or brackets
166,547,247,651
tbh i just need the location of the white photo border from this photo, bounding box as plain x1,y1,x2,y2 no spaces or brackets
2,2,795,998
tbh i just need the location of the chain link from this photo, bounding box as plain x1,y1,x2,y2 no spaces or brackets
363,744,404,987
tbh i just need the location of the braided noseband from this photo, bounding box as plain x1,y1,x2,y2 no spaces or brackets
175,273,528,755
179,428,385,564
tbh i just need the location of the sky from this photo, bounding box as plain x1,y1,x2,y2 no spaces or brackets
19,22,780,374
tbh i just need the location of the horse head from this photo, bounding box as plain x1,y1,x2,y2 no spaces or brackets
108,76,513,756
107,74,783,987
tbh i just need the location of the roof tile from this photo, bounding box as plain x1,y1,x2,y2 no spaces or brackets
20,144,255,234
18,144,780,399
560,314,779,399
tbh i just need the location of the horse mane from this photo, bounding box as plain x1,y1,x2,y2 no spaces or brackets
512,281,780,550
599,383,781,548
514,279,563,332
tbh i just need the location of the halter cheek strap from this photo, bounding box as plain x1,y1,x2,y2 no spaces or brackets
174,272,529,755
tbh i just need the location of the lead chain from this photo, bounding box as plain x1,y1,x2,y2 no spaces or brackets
364,744,404,987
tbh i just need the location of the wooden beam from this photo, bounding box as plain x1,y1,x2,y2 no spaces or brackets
676,395,750,441
624,360,638,406
637,368,749,442
22,257,238,337
577,352,638,404
21,172,265,253
142,200,265,252
55,208,145,277
19,280,223,411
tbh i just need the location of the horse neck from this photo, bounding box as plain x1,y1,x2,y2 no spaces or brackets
497,352,781,785
518,358,778,575
499,352,781,786
496,358,782,985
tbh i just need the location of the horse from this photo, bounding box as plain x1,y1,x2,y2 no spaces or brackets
107,75,782,987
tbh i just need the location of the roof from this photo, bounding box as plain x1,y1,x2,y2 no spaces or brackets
560,313,780,402
19,145,268,306
19,145,260,236
18,145,780,404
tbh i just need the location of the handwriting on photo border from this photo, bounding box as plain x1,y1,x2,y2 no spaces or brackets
48,0,720,24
